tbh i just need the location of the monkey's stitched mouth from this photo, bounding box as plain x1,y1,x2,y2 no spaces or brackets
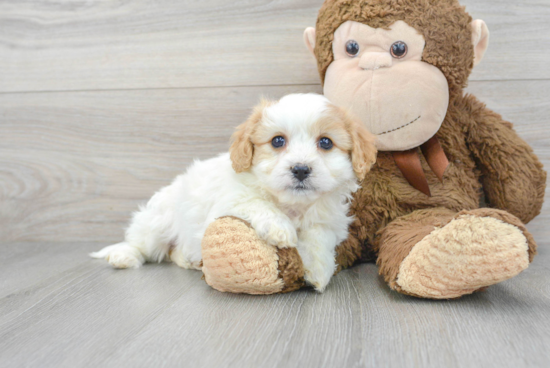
376,116,421,136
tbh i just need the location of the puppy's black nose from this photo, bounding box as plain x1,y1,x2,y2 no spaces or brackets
291,165,311,182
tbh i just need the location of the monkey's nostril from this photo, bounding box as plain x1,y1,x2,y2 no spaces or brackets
291,165,311,182
359,52,393,70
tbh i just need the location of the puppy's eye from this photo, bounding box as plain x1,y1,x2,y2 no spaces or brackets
272,136,286,148
390,41,408,59
345,40,360,57
319,137,333,150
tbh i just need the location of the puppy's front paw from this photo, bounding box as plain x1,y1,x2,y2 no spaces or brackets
304,269,333,293
256,220,298,249
298,243,337,293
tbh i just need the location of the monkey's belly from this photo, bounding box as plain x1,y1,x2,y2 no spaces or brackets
351,151,482,253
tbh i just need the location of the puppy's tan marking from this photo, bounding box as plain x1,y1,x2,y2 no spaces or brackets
230,99,275,173
315,106,377,180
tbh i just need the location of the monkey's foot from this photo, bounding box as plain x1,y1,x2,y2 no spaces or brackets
201,217,305,295
395,209,536,299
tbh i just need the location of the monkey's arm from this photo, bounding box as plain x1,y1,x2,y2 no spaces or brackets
465,95,546,224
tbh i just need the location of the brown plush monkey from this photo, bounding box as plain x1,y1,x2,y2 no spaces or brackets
200,0,547,299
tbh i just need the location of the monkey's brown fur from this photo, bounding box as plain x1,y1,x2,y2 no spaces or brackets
201,0,546,298
340,92,545,267
322,0,546,292
314,0,475,91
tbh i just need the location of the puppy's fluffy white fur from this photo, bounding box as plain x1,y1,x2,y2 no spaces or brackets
91,93,376,292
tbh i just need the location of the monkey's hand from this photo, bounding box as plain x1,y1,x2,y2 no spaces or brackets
466,96,546,224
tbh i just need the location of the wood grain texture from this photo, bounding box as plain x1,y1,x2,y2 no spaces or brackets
1,81,548,243
1,0,549,93
0,241,548,368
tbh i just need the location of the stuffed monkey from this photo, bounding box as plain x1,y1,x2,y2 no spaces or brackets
200,0,546,299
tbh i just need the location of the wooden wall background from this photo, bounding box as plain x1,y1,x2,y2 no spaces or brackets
1,0,549,243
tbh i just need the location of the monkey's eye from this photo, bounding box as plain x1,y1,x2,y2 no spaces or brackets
272,136,286,148
390,41,408,59
345,40,360,57
319,137,333,150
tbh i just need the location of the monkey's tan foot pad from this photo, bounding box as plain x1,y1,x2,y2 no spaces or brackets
395,209,536,299
201,217,305,295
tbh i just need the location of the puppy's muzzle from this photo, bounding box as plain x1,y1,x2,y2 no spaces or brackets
291,165,311,182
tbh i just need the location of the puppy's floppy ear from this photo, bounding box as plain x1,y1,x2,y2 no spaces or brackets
230,99,271,173
344,111,377,181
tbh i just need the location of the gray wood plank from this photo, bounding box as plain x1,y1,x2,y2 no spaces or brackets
0,242,102,299
1,81,548,243
1,0,549,94
0,241,548,368
105,250,550,368
0,243,204,368
464,0,550,82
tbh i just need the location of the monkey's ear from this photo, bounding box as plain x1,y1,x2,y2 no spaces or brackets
471,20,490,67
303,27,316,56
229,100,269,173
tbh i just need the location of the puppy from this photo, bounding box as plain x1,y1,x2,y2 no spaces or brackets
91,93,377,292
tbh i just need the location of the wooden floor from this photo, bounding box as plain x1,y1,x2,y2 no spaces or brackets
1,1,549,367
0,242,548,368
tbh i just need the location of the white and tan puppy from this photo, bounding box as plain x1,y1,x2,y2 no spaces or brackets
91,93,376,292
